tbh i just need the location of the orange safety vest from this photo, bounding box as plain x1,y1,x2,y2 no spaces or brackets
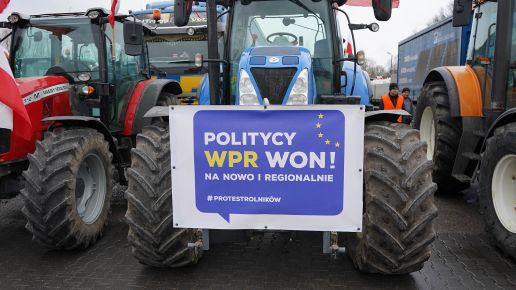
381,95,404,123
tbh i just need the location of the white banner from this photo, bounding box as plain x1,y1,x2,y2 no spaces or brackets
170,105,365,232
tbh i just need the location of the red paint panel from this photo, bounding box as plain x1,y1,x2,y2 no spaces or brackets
123,80,150,136
16,76,69,97
0,76,71,162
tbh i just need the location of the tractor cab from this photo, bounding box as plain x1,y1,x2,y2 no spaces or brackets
5,9,149,131
175,0,391,106
450,0,516,120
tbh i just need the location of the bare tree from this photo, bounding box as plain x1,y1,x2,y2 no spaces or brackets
427,1,454,25
363,59,388,79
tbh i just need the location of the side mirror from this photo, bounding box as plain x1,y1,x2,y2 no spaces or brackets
174,0,193,27
123,21,144,56
452,0,472,27
372,0,392,21
349,23,379,32
33,31,43,42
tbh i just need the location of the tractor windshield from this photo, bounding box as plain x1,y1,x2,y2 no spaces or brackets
146,32,224,69
135,7,211,69
12,17,101,80
134,4,226,71
229,0,334,96
147,34,208,68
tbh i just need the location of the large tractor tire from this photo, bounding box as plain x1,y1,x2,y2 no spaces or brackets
21,128,113,249
125,122,202,267
479,123,516,259
346,122,437,274
414,81,469,193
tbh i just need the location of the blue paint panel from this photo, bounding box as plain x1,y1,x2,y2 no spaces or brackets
250,56,267,65
250,47,301,56
342,62,370,106
460,24,472,66
282,56,299,65
193,110,345,222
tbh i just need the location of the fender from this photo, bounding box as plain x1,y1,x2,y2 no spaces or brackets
144,107,413,124
471,108,516,181
365,110,410,123
42,116,126,184
124,79,182,135
423,66,483,118
480,108,516,153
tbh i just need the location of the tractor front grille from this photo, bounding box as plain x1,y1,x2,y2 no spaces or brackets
251,68,297,104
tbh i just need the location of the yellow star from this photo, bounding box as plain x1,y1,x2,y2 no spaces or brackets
316,122,321,128
335,142,340,148
318,132,324,138
325,139,331,145
318,113,324,119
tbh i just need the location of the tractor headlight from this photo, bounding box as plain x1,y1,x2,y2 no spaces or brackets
87,10,101,19
238,70,259,105
287,69,309,105
80,85,95,96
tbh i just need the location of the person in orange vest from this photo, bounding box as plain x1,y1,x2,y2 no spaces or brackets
380,83,405,123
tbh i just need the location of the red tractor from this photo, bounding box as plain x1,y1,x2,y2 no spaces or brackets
0,8,182,249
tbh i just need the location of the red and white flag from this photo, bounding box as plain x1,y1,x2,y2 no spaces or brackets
346,0,400,8
0,0,10,14
0,46,32,141
346,41,353,55
107,0,120,29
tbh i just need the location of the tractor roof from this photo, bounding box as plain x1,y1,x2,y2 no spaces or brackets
11,8,110,22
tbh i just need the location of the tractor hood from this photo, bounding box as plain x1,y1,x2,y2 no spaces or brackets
15,76,70,105
236,46,315,105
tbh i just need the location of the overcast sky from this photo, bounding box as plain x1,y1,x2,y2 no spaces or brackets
0,0,452,66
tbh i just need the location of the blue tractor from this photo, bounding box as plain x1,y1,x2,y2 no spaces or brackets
125,0,437,275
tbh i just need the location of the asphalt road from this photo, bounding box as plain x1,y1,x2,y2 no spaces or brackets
0,188,515,290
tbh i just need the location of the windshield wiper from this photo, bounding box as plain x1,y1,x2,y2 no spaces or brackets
292,23,318,32
150,60,192,64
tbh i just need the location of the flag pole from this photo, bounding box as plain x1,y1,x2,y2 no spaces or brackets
112,26,116,60
109,0,119,60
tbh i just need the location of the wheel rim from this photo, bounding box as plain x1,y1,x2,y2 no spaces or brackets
75,153,107,224
420,107,436,160
491,154,516,233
